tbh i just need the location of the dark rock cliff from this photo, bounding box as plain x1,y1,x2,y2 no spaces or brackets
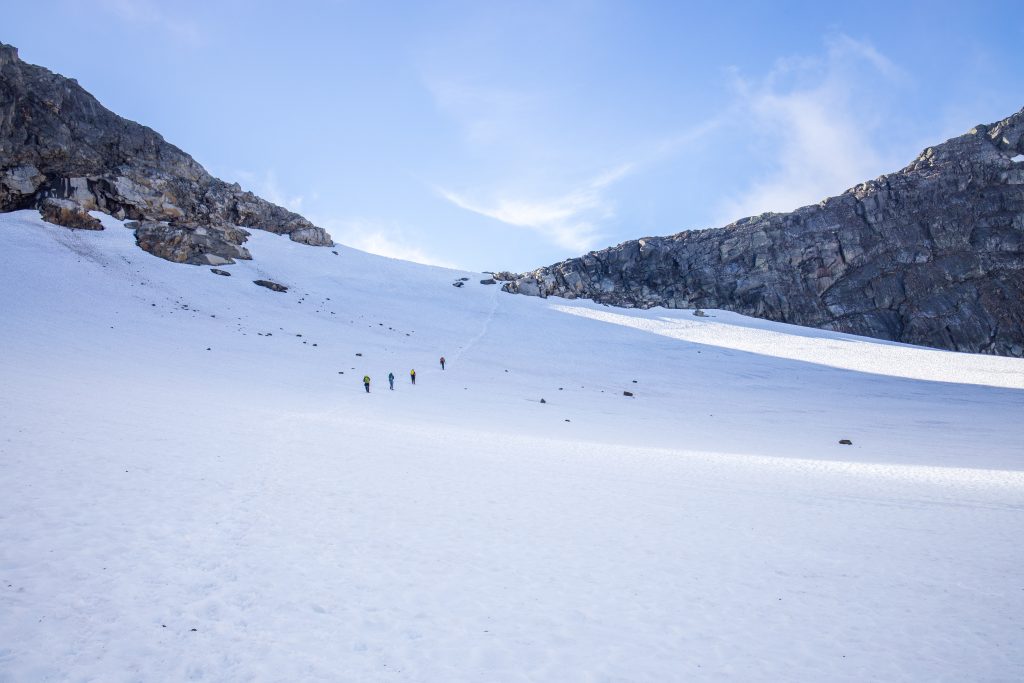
0,43,332,257
504,109,1024,356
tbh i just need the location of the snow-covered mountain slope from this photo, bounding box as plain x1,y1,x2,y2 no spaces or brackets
1,210,1022,681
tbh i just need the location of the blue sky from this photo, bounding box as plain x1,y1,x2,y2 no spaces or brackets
6,1,1024,270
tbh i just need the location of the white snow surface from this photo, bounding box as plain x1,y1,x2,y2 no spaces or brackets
1,210,1022,681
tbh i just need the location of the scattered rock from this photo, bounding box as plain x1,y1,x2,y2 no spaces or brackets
693,309,708,317
253,279,287,292
210,268,231,276
480,278,497,285
355,352,362,356
623,391,634,397
452,281,464,288
540,398,546,404
839,439,853,445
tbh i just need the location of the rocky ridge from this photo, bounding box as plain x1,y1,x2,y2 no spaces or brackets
504,109,1024,356
0,43,332,262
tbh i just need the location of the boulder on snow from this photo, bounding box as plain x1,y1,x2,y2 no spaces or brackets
210,268,231,276
452,281,465,288
839,439,853,445
132,221,252,265
623,391,634,397
38,197,102,230
480,278,497,285
253,279,288,292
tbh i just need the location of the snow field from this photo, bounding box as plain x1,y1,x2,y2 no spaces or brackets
1,211,1022,681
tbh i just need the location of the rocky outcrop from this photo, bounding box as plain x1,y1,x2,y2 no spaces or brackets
0,43,333,255
504,108,1024,356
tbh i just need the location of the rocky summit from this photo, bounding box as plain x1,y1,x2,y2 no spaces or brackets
0,43,332,261
504,109,1024,356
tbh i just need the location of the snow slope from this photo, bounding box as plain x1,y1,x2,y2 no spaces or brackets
1,210,1022,682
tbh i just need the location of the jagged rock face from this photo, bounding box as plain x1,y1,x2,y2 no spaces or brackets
505,108,1024,357
0,43,332,250
131,221,251,266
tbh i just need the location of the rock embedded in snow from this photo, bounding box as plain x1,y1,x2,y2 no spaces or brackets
210,269,231,277
503,107,1024,357
253,279,288,293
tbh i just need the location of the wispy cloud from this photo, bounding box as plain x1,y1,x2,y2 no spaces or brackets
437,163,635,252
95,0,202,44
319,217,457,269
426,60,725,252
234,169,306,213
716,35,908,224
426,79,541,146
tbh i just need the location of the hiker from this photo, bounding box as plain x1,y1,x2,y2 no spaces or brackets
388,372,395,390
410,369,416,385
440,356,446,370
363,375,371,393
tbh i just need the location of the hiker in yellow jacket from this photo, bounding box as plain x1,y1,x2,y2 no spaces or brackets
363,375,371,393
